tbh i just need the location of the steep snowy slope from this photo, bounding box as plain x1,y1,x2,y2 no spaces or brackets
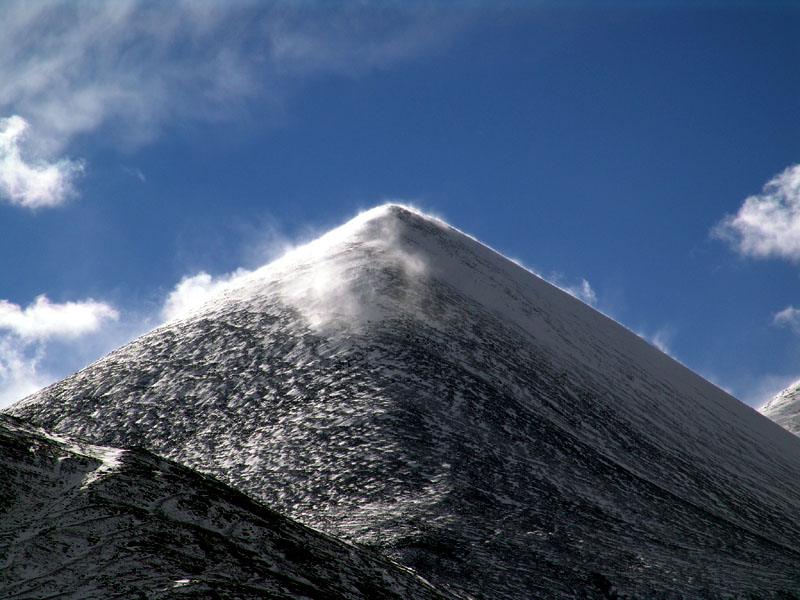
8,205,800,599
761,380,800,436
0,413,465,600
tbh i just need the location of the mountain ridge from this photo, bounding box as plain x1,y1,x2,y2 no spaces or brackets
0,412,468,600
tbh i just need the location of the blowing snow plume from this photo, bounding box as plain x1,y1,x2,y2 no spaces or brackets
7,204,800,599
163,205,431,331
266,205,429,330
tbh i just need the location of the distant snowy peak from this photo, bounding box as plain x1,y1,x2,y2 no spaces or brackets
761,379,800,435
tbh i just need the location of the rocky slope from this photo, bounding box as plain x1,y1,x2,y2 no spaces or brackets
8,205,800,599
0,413,466,600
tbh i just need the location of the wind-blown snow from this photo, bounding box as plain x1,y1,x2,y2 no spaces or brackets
8,204,800,599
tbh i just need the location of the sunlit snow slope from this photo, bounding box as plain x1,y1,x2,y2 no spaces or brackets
8,205,800,599
761,380,800,436
0,413,463,600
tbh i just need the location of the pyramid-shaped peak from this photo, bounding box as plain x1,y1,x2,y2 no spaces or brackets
196,203,506,331
11,204,800,599
353,202,430,221
346,202,444,226
259,203,445,270
294,203,453,255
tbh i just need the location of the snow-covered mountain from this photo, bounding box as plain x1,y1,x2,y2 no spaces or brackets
761,380,800,436
0,413,464,600
7,204,800,599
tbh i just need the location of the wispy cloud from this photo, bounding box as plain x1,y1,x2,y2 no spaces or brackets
563,278,597,306
159,204,434,331
647,328,674,355
0,1,468,206
0,294,119,406
0,115,83,208
0,295,118,340
123,166,146,183
712,164,800,261
0,337,49,407
633,325,676,357
773,305,800,335
546,273,598,306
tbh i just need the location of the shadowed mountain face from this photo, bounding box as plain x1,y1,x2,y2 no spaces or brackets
8,205,800,599
0,413,464,600
761,380,800,437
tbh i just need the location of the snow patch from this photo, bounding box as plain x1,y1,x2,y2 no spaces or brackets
80,446,125,489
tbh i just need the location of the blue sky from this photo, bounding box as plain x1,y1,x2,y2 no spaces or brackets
1,1,798,408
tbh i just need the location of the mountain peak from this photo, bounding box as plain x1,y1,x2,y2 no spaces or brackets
276,202,442,258
8,205,800,599
241,203,441,330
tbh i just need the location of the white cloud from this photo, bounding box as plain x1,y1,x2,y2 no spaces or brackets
0,295,118,340
0,337,50,407
161,269,252,322
0,115,83,208
0,1,468,192
773,305,800,335
0,294,119,407
713,164,800,261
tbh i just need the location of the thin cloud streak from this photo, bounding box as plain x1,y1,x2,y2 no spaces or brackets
545,272,598,306
773,305,800,335
563,278,598,306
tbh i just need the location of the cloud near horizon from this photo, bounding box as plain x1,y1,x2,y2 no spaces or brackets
713,164,800,261
0,294,119,407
